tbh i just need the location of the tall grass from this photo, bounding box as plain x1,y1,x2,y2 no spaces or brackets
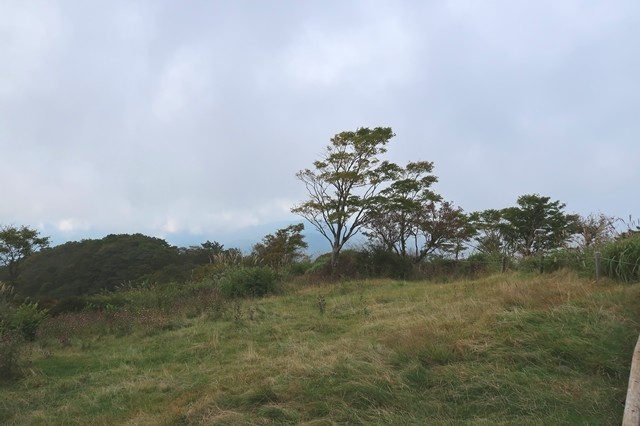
603,234,640,282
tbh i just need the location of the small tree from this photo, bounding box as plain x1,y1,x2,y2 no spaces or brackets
252,223,308,270
292,127,397,271
0,225,50,284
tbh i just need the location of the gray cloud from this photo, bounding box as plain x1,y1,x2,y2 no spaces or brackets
1,0,638,245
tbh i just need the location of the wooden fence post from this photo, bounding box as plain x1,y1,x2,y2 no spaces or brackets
595,251,601,281
501,256,506,273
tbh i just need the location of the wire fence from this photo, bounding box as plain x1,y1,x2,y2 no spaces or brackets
418,251,639,281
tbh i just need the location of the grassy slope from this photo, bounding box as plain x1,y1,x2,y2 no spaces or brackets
2,271,639,425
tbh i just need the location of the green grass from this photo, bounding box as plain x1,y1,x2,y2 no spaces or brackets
1,270,639,424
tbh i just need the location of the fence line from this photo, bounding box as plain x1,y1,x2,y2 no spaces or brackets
415,252,637,280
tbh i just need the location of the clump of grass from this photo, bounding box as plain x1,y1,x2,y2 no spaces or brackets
316,295,326,314
603,234,640,282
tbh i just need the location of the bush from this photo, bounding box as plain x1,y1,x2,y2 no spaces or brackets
3,301,48,340
514,255,545,273
305,254,332,276
543,248,594,276
285,260,314,276
357,248,416,279
47,296,89,316
218,267,279,298
465,252,506,274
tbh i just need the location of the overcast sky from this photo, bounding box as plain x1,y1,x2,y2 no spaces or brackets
1,0,639,248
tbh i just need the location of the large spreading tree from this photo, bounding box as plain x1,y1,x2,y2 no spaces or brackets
292,127,398,270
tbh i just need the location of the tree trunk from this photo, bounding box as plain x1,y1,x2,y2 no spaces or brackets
330,245,340,276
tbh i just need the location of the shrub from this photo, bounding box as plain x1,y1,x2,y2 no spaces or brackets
4,301,49,340
47,296,89,316
305,254,332,275
285,260,314,276
465,252,506,274
514,255,545,273
357,248,416,279
218,267,279,298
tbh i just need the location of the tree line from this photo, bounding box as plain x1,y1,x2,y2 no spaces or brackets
0,226,308,300
1,126,638,299
291,127,630,273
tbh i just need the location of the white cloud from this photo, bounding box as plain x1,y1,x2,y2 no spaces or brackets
56,218,90,233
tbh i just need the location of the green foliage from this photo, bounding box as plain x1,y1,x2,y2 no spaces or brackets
218,267,279,298
199,240,226,263
0,224,50,283
469,209,505,255
419,256,491,280
284,260,314,276
602,234,640,282
515,254,546,273
511,248,589,275
252,223,308,270
2,300,48,340
16,234,188,298
499,194,579,257
357,246,417,279
542,248,594,276
292,127,398,270
364,161,440,257
416,201,474,260
306,253,332,275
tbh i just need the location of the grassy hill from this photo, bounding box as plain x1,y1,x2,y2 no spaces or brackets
2,270,639,424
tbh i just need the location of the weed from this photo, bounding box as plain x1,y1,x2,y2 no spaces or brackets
316,295,326,314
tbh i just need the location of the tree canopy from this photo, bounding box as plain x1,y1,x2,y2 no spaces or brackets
14,234,212,298
0,225,50,284
252,223,308,270
497,194,579,256
364,161,440,257
292,127,397,270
